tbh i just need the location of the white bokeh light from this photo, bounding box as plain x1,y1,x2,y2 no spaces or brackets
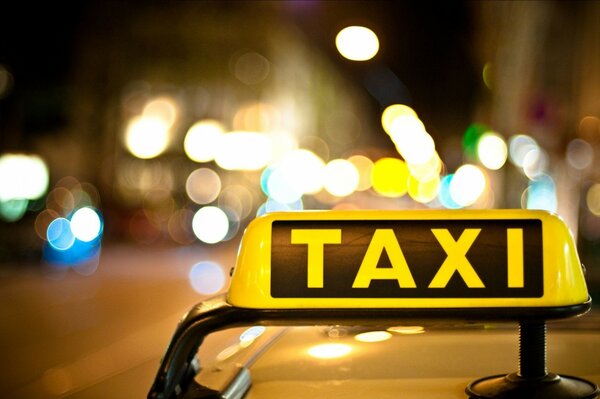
449,164,487,207
214,132,273,170
184,120,225,163
125,116,170,159
335,26,379,61
70,207,102,242
192,206,229,244
477,132,507,170
0,154,49,201
323,159,360,197
188,261,226,295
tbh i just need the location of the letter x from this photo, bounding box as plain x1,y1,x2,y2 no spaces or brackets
428,228,484,288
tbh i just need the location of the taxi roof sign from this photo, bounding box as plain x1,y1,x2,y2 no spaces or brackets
228,210,590,316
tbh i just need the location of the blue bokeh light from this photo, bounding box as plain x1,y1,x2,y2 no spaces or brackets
47,217,76,251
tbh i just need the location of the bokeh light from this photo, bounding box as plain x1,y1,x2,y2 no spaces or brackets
70,207,102,242
348,155,374,191
0,153,49,202
307,343,352,359
256,197,303,217
35,209,60,240
266,166,303,204
408,175,440,204
47,218,76,251
522,148,548,180
438,174,461,209
188,261,226,295
184,120,225,163
482,62,493,90
125,116,170,159
587,184,600,216
381,104,418,135
0,199,28,222
578,116,600,141
192,206,229,244
335,26,379,61
477,132,507,170
233,52,271,85
167,209,196,245
566,139,594,171
449,164,486,207
142,96,178,127
274,149,326,196
214,131,272,170
371,158,409,198
508,134,538,168
218,185,255,220
323,159,360,197
186,168,222,205
407,151,442,181
233,103,280,132
523,175,557,212
143,189,175,225
463,123,489,159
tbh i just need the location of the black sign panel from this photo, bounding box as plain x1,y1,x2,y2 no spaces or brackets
270,219,543,298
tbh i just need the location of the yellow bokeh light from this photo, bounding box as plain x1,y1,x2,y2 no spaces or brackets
587,184,600,216
125,116,170,159
184,120,225,163
477,132,507,170
348,155,374,191
381,104,418,136
335,26,379,61
408,174,440,204
407,151,442,181
371,158,409,198
233,102,279,132
307,343,352,359
142,96,178,127
323,159,360,197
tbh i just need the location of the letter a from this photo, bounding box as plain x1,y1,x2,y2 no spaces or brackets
353,229,416,288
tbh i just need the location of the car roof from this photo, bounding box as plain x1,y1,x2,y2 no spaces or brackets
194,317,600,398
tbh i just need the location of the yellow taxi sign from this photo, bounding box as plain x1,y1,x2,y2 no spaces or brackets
227,210,590,314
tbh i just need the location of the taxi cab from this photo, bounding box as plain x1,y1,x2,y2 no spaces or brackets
148,210,600,399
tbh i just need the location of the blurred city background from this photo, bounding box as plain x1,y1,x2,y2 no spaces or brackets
1,1,599,397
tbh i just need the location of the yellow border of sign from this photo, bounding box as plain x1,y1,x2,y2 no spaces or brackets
227,210,589,310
